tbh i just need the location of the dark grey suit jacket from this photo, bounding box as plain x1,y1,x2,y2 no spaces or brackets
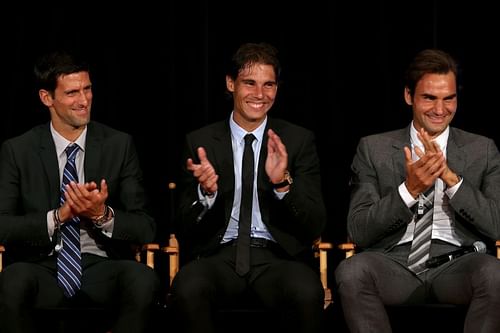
348,125,500,252
176,117,326,262
0,121,155,263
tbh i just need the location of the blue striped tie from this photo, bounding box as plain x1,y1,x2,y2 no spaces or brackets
57,144,82,297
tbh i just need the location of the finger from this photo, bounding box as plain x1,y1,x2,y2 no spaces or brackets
100,179,108,198
187,158,196,171
414,146,425,159
197,147,208,163
417,129,433,152
204,174,219,193
64,189,84,212
430,140,442,153
404,146,413,163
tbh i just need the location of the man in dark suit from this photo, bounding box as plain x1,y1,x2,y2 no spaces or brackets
0,50,159,332
170,42,327,333
335,49,500,332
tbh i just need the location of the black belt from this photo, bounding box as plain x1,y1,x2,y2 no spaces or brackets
224,237,275,248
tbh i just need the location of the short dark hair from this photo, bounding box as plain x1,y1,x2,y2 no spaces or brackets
34,50,89,94
227,42,281,82
404,49,458,97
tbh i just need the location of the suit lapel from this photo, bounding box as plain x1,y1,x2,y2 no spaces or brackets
83,122,102,183
447,128,465,176
211,123,235,220
391,127,411,185
39,124,60,206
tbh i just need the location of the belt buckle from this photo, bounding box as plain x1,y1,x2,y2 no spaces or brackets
250,237,268,248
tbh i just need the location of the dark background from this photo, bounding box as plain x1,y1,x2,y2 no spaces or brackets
2,1,498,250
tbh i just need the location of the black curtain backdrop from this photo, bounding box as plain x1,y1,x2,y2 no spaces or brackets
2,1,499,255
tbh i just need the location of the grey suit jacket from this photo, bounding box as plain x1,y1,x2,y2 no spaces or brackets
348,125,500,252
0,121,155,263
176,117,326,261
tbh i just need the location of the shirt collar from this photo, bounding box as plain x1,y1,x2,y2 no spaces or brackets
229,111,267,144
410,121,449,152
50,122,87,158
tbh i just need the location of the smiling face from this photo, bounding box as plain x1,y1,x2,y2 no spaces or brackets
226,62,278,132
39,71,92,140
405,72,457,139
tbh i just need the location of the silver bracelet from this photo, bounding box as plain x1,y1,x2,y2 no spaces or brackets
53,209,63,252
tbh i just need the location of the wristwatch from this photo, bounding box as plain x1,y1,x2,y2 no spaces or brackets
272,170,293,189
93,205,114,227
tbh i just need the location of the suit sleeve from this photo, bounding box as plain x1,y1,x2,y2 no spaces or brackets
347,137,414,248
103,135,156,244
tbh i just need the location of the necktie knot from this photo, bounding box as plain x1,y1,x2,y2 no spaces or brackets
65,144,79,161
244,133,255,146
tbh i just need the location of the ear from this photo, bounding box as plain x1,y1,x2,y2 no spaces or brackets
39,89,53,107
226,75,235,92
404,87,412,106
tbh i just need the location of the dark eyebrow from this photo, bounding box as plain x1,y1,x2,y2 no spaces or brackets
420,93,456,100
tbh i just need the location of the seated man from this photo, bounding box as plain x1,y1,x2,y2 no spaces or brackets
335,48,500,333
170,42,327,333
0,49,160,333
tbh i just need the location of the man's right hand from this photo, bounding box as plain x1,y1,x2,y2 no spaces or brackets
186,147,219,195
404,129,446,198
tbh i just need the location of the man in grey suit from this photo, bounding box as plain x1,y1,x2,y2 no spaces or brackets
0,50,159,332
335,49,500,332
170,42,327,333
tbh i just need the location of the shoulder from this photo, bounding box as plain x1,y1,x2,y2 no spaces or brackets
267,118,315,145
87,121,132,141
450,127,495,146
184,120,228,146
358,127,408,149
1,123,49,150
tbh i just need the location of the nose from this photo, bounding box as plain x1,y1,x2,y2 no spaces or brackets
253,85,264,98
434,100,445,114
78,91,91,106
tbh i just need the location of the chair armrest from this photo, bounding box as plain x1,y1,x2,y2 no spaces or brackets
338,242,356,258
313,239,334,309
138,243,160,269
161,234,180,287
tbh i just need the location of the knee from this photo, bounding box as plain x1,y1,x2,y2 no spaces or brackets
0,263,35,296
335,256,372,293
123,265,160,306
293,280,324,308
477,260,500,294
170,269,213,304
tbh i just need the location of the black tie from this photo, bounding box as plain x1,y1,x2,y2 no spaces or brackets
235,133,255,276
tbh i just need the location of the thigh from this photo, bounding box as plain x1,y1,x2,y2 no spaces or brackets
335,251,425,304
171,246,247,303
250,252,324,307
1,260,64,307
81,256,160,305
430,253,500,304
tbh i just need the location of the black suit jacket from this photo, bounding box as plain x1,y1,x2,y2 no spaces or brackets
176,117,326,262
0,121,155,263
